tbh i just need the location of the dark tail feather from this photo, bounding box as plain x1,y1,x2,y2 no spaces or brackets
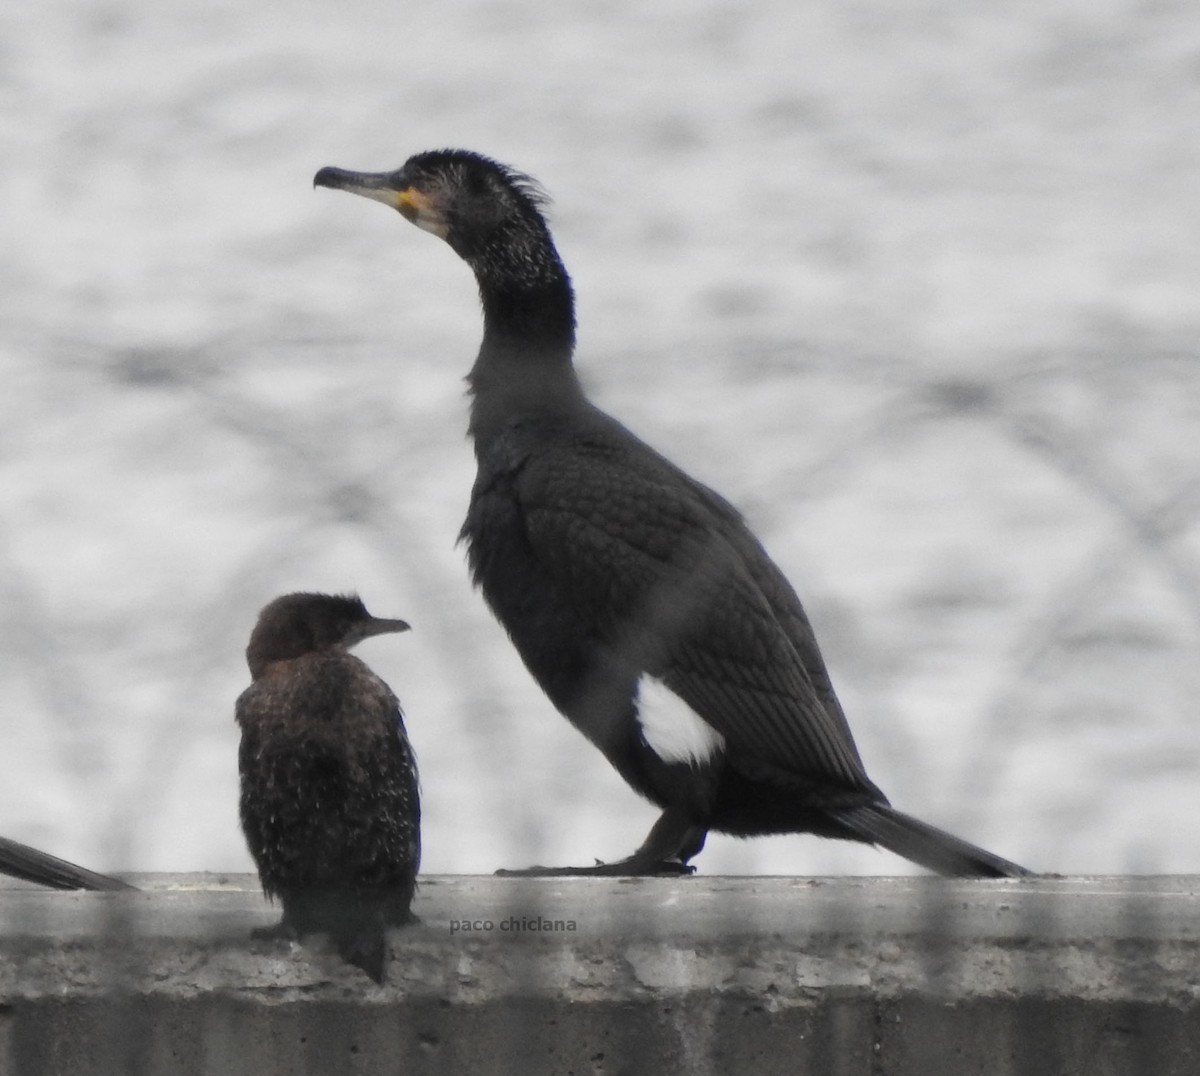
0,836,136,891
336,922,388,984
833,803,1032,878
280,891,396,982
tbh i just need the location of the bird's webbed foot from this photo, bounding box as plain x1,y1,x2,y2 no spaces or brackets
495,855,696,878
495,813,707,878
250,919,300,942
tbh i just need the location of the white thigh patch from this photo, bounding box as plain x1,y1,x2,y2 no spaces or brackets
636,675,725,765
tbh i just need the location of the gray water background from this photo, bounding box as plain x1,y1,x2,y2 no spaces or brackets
2,0,1198,876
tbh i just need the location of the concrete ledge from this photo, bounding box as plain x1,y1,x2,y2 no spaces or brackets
2,875,1197,1074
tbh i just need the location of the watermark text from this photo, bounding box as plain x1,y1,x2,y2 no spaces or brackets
448,915,578,936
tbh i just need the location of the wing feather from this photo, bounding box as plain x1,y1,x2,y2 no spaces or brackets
514,421,870,790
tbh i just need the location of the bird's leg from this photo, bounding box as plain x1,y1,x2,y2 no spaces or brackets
496,809,707,877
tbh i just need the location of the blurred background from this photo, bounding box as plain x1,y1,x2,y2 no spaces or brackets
1,0,1197,879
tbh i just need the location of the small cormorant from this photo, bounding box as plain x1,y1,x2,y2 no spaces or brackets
237,592,420,981
0,835,133,891
314,150,1030,879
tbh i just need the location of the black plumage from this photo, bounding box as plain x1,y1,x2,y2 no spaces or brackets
237,592,420,981
0,835,133,891
314,150,1030,879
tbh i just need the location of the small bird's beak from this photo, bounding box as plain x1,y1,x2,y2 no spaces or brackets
344,616,412,648
313,165,448,238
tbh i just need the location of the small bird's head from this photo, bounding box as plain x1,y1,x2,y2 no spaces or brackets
314,149,551,263
245,592,410,679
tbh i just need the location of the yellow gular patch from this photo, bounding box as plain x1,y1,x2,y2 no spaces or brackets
398,188,449,239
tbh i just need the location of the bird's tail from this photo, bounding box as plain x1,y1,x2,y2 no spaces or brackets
0,836,135,891
832,803,1031,878
334,920,389,984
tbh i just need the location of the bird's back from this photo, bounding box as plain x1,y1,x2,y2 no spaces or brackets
236,651,420,906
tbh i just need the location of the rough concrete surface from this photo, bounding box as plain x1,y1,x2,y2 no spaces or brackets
1,875,1197,1075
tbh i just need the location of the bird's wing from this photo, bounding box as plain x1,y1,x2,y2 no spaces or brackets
730,523,867,767
515,434,870,789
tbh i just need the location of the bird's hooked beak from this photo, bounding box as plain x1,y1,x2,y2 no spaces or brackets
313,165,449,239
343,615,412,649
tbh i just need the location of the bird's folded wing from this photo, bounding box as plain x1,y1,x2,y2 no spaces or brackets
517,446,870,789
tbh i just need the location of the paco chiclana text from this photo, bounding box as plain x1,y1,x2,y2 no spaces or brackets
449,916,578,936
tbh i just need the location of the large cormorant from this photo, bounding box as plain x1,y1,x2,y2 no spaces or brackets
237,592,420,981
314,150,1029,879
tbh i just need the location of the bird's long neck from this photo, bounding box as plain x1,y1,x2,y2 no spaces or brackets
464,222,585,444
